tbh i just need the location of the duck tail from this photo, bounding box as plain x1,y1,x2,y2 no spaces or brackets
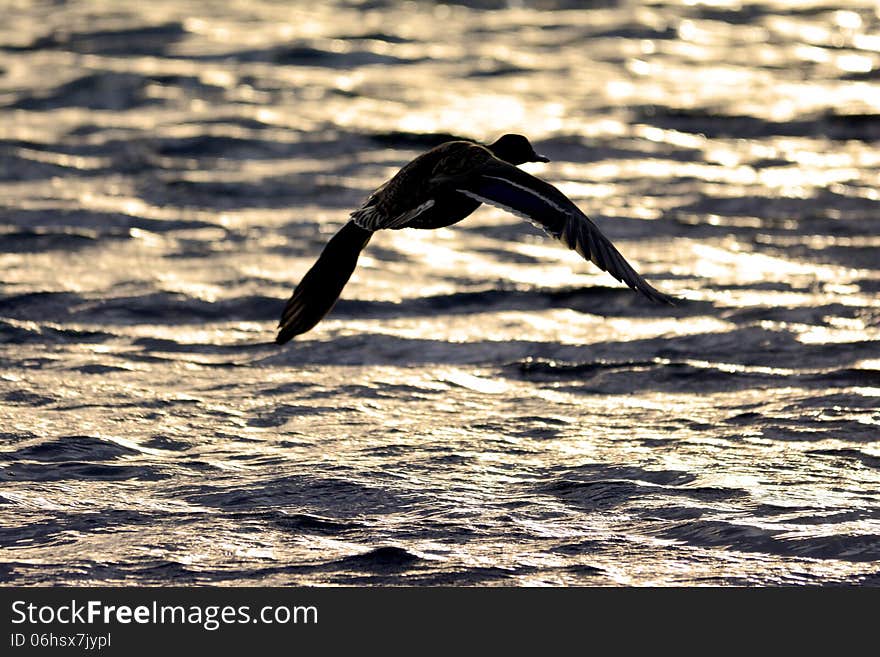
276,220,373,344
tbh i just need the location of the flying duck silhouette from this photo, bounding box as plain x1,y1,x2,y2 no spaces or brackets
276,134,673,343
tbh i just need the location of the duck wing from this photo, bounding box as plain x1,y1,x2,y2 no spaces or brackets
453,162,675,304
276,220,373,343
351,199,436,231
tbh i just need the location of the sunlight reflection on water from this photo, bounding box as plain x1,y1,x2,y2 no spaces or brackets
0,0,878,586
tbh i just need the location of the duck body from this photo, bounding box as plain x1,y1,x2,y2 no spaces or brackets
350,140,498,232
276,134,671,344
396,194,481,230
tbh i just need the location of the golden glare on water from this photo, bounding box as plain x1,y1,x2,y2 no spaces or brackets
0,0,879,588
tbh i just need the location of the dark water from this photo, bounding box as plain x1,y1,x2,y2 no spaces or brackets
1,0,879,585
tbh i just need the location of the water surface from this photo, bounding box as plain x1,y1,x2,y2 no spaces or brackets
1,0,879,585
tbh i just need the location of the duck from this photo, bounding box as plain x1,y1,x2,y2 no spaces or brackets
276,134,673,344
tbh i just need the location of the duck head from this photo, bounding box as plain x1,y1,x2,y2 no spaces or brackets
488,134,550,165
